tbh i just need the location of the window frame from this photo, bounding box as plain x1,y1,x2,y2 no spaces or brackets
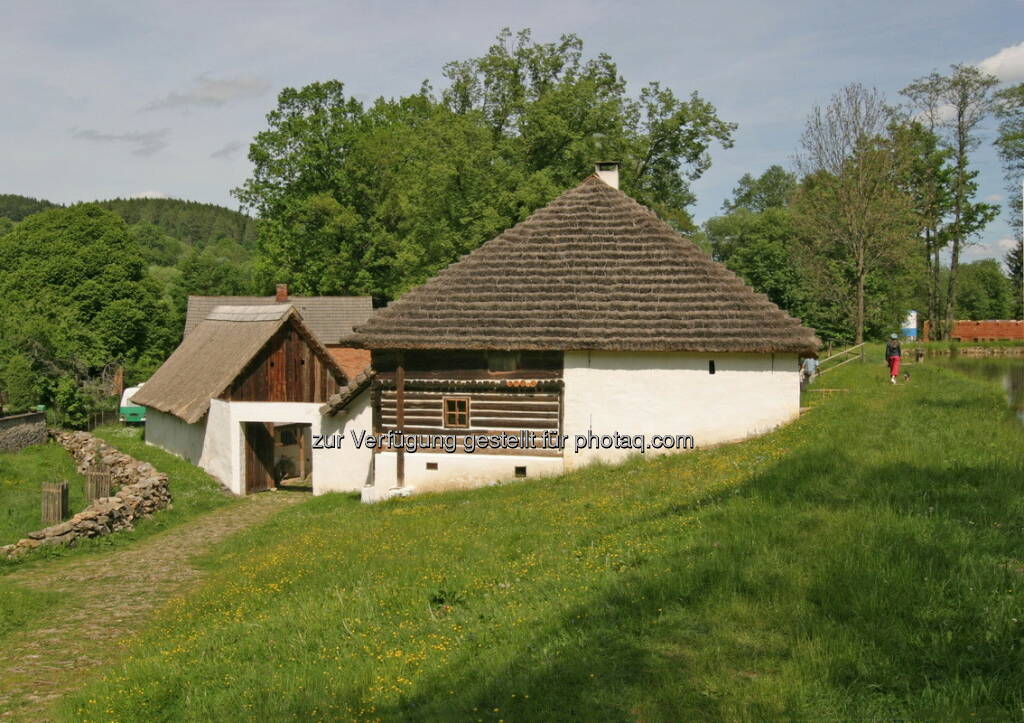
443,395,471,429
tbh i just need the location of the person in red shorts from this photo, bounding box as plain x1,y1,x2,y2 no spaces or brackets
885,333,902,384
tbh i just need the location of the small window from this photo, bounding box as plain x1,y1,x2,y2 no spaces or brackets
444,396,470,428
515,466,527,478
708,360,716,375
426,462,438,471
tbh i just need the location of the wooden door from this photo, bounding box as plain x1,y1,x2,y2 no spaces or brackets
243,422,275,494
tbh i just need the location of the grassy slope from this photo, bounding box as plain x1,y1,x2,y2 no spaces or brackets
0,426,236,650
0,425,234,570
63,363,1024,720
0,442,86,545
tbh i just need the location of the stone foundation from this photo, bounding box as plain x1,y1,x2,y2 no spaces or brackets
1,431,172,558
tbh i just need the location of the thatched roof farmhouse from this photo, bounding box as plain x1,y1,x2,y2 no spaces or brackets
333,165,819,502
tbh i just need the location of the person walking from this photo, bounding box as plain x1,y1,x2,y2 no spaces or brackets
885,333,902,384
800,354,819,391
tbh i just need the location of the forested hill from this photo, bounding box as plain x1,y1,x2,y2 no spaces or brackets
96,197,256,248
0,194,58,221
0,194,256,249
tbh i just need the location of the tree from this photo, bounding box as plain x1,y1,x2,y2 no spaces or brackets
902,65,1000,337
956,259,1014,320
0,205,168,424
888,120,955,337
793,84,919,343
994,83,1024,319
236,28,736,300
722,165,797,213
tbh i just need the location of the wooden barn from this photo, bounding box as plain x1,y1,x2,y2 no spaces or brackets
322,165,820,502
133,305,374,495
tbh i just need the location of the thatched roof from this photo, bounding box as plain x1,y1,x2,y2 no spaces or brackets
320,368,375,416
133,305,345,424
347,176,819,354
185,295,373,344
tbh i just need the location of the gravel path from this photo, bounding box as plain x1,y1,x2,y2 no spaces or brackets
0,490,306,721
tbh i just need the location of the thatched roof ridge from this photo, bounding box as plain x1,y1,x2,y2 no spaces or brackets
134,305,347,424
348,175,819,354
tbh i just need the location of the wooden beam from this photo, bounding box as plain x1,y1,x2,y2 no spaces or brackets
395,352,405,487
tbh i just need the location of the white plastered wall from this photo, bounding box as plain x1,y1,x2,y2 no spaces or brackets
562,351,800,469
144,395,374,497
144,408,207,467
365,450,564,502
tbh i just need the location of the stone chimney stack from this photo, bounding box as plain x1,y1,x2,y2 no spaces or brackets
595,161,619,189
275,284,288,302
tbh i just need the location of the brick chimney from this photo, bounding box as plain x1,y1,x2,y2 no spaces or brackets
275,284,288,302
595,161,619,189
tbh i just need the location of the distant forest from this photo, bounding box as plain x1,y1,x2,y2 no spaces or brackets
0,194,263,423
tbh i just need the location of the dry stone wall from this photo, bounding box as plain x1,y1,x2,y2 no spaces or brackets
0,412,48,452
1,431,171,558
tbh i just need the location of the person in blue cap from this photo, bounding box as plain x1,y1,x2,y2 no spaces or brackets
885,333,902,384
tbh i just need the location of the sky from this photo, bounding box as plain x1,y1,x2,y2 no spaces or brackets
1,0,1021,263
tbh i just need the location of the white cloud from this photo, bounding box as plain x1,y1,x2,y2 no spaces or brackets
70,127,170,156
997,237,1018,251
131,190,168,199
210,140,245,160
978,41,1024,83
142,73,271,112
987,193,1005,202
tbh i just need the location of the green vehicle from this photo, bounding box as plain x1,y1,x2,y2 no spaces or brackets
119,384,146,424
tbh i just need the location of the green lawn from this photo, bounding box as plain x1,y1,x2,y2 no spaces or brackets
1,425,235,568
0,425,237,651
62,363,1024,720
0,442,86,546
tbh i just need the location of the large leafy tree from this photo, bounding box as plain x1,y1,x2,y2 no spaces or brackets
902,65,1000,337
721,164,798,214
995,83,1024,319
888,119,955,335
236,28,736,300
706,167,805,308
0,205,171,421
792,84,920,343
956,259,1015,320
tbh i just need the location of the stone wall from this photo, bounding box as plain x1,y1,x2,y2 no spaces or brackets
1,431,172,559
0,412,47,453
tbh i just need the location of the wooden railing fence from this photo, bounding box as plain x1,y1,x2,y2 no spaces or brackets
817,342,865,375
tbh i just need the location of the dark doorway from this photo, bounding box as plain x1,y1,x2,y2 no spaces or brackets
273,423,313,491
243,422,275,494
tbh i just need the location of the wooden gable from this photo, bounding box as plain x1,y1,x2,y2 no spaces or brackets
225,319,344,403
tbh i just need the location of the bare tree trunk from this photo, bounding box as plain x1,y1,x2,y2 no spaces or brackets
855,262,865,344
930,238,945,339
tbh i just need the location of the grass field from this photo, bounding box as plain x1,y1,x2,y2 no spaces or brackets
0,442,85,546
1,426,235,571
55,362,1024,720
0,425,237,657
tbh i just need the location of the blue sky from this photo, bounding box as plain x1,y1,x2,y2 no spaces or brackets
1,0,1021,262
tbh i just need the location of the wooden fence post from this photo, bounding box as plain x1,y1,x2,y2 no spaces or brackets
85,466,111,502
42,480,69,526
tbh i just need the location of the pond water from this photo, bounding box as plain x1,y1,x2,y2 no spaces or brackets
933,356,1024,423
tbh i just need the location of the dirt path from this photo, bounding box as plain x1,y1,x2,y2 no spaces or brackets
0,490,306,721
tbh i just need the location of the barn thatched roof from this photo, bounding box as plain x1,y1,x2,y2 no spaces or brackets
347,175,819,354
133,305,345,424
185,294,373,344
